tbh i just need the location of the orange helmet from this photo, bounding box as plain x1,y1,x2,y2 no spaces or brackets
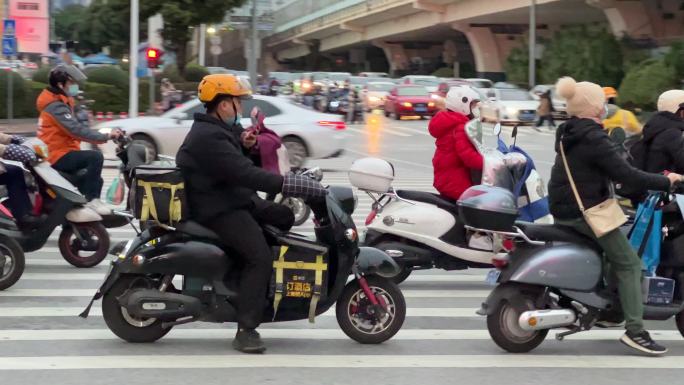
603,86,618,100
198,74,252,103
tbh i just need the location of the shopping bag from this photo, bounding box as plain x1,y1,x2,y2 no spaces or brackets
628,193,662,275
106,172,126,205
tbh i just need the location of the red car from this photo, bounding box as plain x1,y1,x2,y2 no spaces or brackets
384,85,437,120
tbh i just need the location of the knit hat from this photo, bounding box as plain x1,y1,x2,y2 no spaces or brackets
657,90,684,114
556,77,605,119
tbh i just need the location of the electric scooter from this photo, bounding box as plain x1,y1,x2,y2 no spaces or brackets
353,121,551,283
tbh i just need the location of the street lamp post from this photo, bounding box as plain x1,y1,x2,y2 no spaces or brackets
199,23,206,67
129,0,139,118
528,0,536,89
248,0,258,89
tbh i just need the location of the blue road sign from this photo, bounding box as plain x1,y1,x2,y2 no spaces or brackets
3,19,16,37
2,37,17,56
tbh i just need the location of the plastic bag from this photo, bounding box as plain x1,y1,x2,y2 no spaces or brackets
106,173,126,205
628,193,662,275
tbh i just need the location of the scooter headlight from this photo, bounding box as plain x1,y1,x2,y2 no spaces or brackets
345,228,358,242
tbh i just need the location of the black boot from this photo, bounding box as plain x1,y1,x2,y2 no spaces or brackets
232,328,266,354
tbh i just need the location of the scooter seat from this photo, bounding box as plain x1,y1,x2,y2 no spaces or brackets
175,221,220,241
396,190,457,211
515,221,601,251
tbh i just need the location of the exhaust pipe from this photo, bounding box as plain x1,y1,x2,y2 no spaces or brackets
518,309,576,331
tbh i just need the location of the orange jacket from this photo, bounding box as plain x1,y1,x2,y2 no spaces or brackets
36,88,108,164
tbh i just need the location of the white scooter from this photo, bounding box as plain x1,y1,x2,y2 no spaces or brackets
349,121,551,283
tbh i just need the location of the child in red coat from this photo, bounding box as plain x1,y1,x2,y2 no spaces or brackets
429,86,484,201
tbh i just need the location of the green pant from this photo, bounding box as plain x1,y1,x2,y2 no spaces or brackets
557,218,644,333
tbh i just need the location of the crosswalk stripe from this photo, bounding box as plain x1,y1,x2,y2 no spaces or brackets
15,273,488,282
345,126,411,137
3,354,684,370
0,328,680,341
0,289,491,298
0,307,478,318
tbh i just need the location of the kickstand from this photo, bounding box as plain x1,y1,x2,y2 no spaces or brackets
555,326,581,341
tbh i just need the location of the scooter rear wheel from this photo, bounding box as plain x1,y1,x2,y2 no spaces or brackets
486,293,548,353
0,235,24,290
58,222,110,268
102,276,172,343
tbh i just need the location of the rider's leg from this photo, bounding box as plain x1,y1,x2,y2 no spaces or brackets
204,210,272,352
0,164,32,219
52,150,104,201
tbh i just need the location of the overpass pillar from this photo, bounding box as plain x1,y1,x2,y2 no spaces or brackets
587,0,653,38
451,23,505,81
372,41,409,76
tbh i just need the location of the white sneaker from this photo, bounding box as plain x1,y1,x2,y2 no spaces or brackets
86,199,112,216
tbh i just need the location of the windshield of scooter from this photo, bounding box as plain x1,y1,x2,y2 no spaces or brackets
464,119,527,191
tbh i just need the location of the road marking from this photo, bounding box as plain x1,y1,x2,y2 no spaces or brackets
4,354,684,370
0,289,491,298
13,273,488,283
388,125,430,136
347,127,411,136
0,307,479,318
0,328,681,342
346,149,432,169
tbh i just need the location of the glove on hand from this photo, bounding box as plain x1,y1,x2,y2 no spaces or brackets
282,172,327,199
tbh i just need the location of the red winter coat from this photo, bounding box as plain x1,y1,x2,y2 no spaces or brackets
429,111,484,200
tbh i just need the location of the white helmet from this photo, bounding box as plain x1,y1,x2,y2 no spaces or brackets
657,90,684,114
445,85,481,116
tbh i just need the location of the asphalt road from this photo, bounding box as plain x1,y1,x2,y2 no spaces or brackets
2,115,683,385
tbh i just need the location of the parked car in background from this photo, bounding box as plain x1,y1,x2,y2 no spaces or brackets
359,72,389,77
206,67,231,74
466,78,494,89
363,81,395,110
481,87,539,125
530,84,568,120
94,95,347,169
401,75,441,92
384,85,437,120
434,79,474,98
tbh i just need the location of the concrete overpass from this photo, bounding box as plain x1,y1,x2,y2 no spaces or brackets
262,0,684,79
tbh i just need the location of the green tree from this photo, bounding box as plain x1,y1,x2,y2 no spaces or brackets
618,59,677,110
141,0,246,75
54,5,89,43
539,25,623,87
504,44,529,86
664,40,684,82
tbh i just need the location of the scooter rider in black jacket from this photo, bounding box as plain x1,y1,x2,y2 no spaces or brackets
176,74,326,354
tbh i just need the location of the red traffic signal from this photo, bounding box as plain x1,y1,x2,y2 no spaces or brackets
146,48,163,68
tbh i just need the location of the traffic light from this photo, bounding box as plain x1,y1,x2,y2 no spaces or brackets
146,48,163,69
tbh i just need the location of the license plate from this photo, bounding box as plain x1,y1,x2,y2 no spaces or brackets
485,269,501,285
330,101,339,107
519,113,535,121
414,107,427,112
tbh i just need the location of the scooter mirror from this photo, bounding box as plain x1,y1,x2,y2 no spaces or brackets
493,123,502,136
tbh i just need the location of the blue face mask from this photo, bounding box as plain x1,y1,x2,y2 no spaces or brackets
67,84,80,97
234,112,243,126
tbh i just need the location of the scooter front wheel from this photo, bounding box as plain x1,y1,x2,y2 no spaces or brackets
58,222,110,268
336,276,406,344
0,235,24,290
281,197,311,227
